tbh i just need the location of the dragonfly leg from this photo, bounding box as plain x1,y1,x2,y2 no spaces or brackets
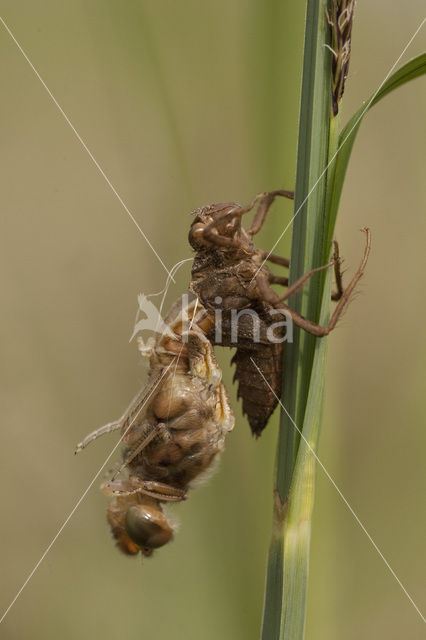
247,190,294,236
262,239,346,302
75,420,121,454
112,422,169,480
255,229,371,337
102,477,186,502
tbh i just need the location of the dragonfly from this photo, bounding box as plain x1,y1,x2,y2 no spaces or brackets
76,293,234,556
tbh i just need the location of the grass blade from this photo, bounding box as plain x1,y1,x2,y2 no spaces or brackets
261,4,425,638
328,53,426,235
261,0,333,636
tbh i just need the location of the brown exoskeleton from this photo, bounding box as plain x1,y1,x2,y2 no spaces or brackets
76,190,369,556
189,190,370,436
76,294,234,556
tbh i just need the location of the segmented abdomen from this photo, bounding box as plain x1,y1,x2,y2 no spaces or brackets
191,255,284,437
212,312,283,437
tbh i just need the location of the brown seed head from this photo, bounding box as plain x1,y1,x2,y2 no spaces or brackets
327,0,356,115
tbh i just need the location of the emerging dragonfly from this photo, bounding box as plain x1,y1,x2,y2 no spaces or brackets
76,294,234,556
77,190,369,557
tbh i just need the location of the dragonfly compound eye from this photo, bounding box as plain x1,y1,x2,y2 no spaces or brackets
125,504,174,549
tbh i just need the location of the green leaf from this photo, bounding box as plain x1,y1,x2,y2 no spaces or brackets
280,265,332,640
261,1,334,638
261,5,425,639
276,0,333,506
327,53,426,238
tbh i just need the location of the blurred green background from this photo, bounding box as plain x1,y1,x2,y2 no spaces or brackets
0,2,425,639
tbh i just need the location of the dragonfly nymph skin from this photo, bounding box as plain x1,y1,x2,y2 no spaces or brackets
188,190,370,436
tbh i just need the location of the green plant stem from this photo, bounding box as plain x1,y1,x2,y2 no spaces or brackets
260,6,426,639
277,0,333,501
261,0,334,637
